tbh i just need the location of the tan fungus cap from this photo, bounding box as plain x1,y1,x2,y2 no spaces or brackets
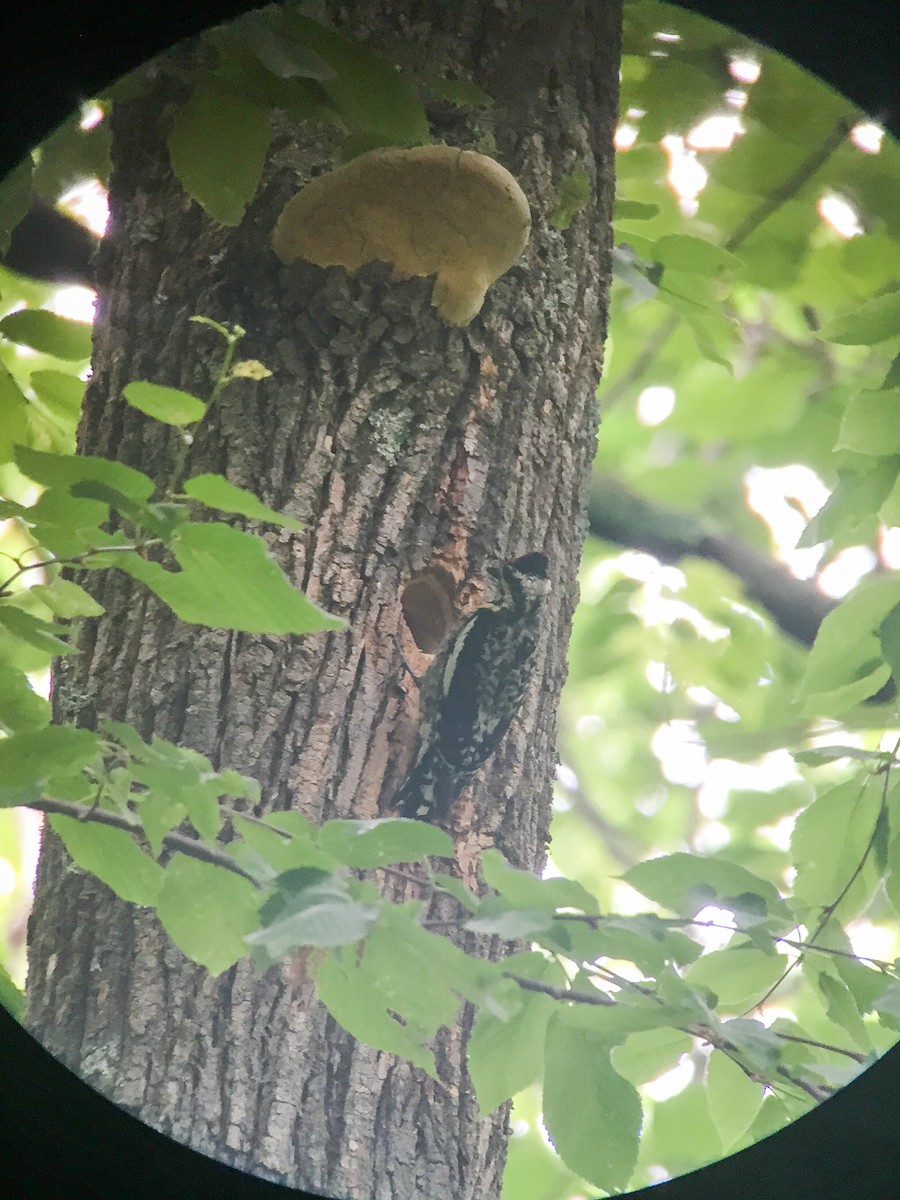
272,144,531,326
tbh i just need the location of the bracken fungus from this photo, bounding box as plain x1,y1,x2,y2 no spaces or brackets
272,144,532,326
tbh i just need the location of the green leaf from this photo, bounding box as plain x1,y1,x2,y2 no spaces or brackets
123,381,207,426
706,1049,765,1150
653,233,741,276
879,471,900,528
431,872,479,912
651,1072,723,1165
318,817,454,866
230,813,334,876
28,369,84,434
0,309,92,360
614,199,660,221
0,962,24,1019
115,522,347,633
316,945,437,1075
798,575,900,710
465,908,554,938
791,779,881,912
0,725,100,786
798,460,898,547
128,758,223,845
880,604,900,692
0,364,29,460
622,852,790,923
50,815,164,907
793,745,888,766
720,1017,782,1072
821,289,900,345
100,719,150,756
610,1027,693,1086
0,664,50,733
31,113,111,198
0,493,110,562
237,11,337,81
281,12,429,149
183,473,303,530
542,1009,642,1191
156,853,261,974
746,48,854,145
685,946,788,1008
480,847,599,913
167,82,272,226
28,579,104,618
358,905,474,1031
0,784,43,810
540,914,702,976
0,159,34,256
469,958,557,1113
245,876,378,958
14,444,155,501
874,978,900,1025
806,968,872,1049
671,303,737,368
134,791,186,858
0,606,75,657
836,389,900,456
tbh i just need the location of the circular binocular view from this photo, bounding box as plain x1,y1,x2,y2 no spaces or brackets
0,2,897,1197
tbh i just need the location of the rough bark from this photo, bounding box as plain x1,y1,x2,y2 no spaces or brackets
25,2,621,1196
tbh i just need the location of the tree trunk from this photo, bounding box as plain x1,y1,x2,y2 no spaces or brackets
24,2,621,1196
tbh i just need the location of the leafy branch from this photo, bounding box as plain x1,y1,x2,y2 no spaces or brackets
504,971,838,1103
28,794,260,885
748,741,896,1014
0,543,145,598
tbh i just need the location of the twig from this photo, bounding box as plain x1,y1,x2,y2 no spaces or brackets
600,119,855,411
0,543,142,596
774,1031,868,1064
504,972,839,1102
724,119,855,252
503,972,616,1007
746,760,893,1015
29,796,261,886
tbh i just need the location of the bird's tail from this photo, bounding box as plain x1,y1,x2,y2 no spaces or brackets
392,744,460,821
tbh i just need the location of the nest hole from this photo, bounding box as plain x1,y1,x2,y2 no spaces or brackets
401,566,459,653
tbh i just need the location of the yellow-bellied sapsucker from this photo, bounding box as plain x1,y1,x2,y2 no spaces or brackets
393,551,550,821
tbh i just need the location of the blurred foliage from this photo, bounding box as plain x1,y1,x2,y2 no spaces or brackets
541,1,900,1191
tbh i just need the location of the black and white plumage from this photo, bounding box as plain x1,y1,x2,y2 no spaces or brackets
393,551,550,822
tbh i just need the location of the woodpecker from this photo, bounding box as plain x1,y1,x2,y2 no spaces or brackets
393,551,550,821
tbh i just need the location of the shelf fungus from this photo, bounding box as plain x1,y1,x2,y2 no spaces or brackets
272,144,531,326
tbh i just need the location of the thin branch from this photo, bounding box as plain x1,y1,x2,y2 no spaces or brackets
724,119,855,252
773,1030,868,1064
376,864,433,887
504,972,836,1101
597,312,680,411
29,796,261,886
0,543,144,596
747,766,891,1015
556,912,898,977
600,121,855,411
503,972,616,1007
587,474,836,648
775,1064,831,1104
552,770,642,868
778,937,897,973
221,804,291,838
